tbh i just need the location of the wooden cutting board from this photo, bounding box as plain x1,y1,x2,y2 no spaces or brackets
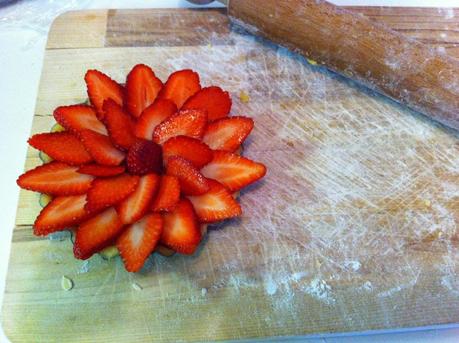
3,7,459,342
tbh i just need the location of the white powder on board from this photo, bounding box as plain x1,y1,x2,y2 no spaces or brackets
264,277,278,295
302,278,336,305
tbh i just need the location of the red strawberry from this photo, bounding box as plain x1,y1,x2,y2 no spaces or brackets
151,175,180,212
102,99,137,150
85,174,140,213
134,99,177,140
79,129,125,166
202,116,254,152
163,136,212,169
53,105,108,135
125,64,163,118
74,207,124,260
201,151,266,192
77,164,125,177
157,69,201,108
153,109,207,144
28,132,93,166
117,174,160,224
17,162,94,195
166,156,209,196
182,86,232,121
85,69,124,119
188,180,242,223
34,195,89,236
161,198,201,254
116,213,163,272
126,140,163,175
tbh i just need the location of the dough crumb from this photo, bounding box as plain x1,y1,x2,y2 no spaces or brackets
132,282,143,291
239,91,250,104
61,275,74,291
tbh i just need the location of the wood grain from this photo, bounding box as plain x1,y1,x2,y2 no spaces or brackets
3,7,459,343
229,0,459,131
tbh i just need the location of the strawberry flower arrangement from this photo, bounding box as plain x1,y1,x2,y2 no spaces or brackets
17,64,266,272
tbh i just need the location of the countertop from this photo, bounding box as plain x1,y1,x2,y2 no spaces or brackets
1,1,458,342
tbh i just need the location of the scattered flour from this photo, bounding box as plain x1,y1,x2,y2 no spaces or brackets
344,260,361,272
264,277,278,295
302,278,335,305
377,279,417,298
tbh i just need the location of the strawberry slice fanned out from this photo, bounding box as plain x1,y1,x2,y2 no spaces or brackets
134,99,177,140
85,174,140,213
85,69,124,119
127,140,163,175
117,213,163,272
158,69,201,109
74,207,124,260
151,175,180,212
163,136,212,169
17,162,94,195
201,150,266,192
125,64,163,118
161,198,201,255
103,99,137,150
188,179,242,223
28,132,93,166
53,105,108,136
202,116,254,152
117,173,160,224
79,129,125,166
34,194,89,236
182,86,232,121
166,156,209,196
77,164,125,177
153,109,207,144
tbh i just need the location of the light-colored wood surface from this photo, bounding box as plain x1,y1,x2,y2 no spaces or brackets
3,8,459,343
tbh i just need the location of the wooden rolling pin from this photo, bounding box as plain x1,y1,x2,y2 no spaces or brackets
222,0,459,131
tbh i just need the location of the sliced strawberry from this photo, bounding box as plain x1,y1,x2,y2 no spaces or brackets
117,213,163,272
34,195,89,236
53,105,108,136
28,132,93,166
163,136,212,169
102,99,137,150
151,175,180,212
77,164,125,177
202,116,254,152
85,69,124,119
201,151,266,192
134,99,177,140
161,198,201,254
188,179,242,223
85,174,140,213
79,129,125,166
74,207,124,260
157,69,201,108
117,174,160,224
126,140,163,175
153,109,207,144
166,156,209,196
125,64,163,118
182,86,232,121
17,162,94,195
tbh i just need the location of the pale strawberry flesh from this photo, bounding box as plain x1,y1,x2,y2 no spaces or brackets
201,151,266,192
34,195,89,235
17,162,94,195
117,213,163,272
